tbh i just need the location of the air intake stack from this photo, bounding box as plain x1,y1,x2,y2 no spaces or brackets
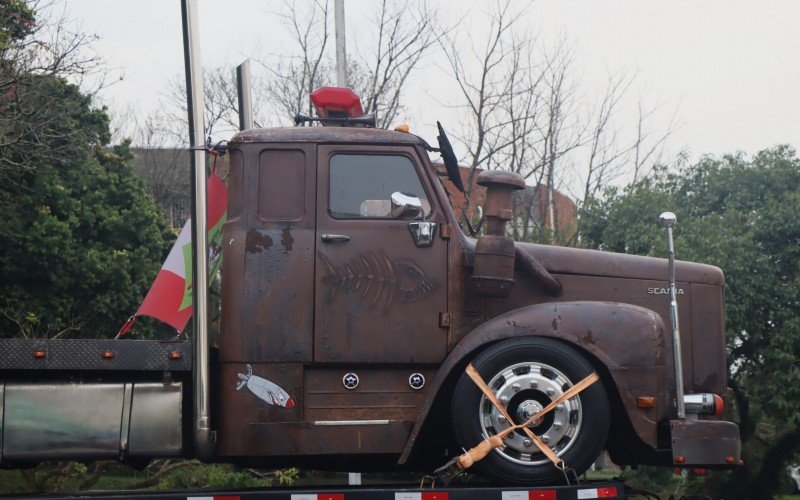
471,171,526,297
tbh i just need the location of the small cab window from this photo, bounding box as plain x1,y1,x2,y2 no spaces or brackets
329,154,431,219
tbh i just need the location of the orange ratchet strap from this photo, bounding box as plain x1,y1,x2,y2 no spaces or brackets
429,364,599,486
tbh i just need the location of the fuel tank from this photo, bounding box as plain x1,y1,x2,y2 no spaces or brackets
0,381,183,463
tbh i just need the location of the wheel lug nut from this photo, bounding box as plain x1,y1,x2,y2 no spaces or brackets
541,434,550,444
523,439,532,447
500,395,509,405
498,416,507,423
555,403,565,412
511,383,521,393
529,380,538,388
546,388,555,396
553,421,563,429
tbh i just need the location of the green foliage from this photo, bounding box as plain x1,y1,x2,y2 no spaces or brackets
0,0,35,48
0,22,171,338
0,78,171,338
580,146,800,498
159,464,269,490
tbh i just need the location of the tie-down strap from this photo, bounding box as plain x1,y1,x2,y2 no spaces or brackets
430,363,599,485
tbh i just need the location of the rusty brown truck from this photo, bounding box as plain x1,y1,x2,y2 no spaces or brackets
0,88,740,485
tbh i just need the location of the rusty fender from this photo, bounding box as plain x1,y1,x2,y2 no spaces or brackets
399,300,668,464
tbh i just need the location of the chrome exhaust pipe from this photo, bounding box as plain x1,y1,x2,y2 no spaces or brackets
658,211,686,419
182,0,214,460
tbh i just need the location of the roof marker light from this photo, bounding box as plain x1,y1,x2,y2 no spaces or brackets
310,87,364,119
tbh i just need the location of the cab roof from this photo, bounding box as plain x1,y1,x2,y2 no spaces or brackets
230,126,425,146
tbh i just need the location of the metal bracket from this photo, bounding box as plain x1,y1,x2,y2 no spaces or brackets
408,222,437,248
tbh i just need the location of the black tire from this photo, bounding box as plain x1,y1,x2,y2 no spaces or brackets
451,337,610,485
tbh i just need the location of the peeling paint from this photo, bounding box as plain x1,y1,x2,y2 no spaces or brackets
246,231,273,253
281,226,294,251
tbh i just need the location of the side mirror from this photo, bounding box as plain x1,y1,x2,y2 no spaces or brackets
658,211,677,228
390,191,423,220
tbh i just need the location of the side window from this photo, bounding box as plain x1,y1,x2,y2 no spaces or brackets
329,154,431,219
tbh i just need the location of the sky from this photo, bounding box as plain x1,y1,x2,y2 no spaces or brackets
61,0,800,180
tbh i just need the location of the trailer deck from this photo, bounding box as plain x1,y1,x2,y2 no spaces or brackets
4,481,629,499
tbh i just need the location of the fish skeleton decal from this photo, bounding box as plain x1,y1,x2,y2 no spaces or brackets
236,364,296,408
319,250,438,311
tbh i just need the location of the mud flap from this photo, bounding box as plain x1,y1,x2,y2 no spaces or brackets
670,419,741,466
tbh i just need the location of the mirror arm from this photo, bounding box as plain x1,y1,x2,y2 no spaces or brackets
462,213,478,237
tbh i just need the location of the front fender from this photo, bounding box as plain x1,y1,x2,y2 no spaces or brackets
399,300,668,464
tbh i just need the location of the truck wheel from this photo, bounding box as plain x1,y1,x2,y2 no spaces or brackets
451,337,609,485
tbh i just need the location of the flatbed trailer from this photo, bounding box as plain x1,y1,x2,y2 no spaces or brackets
5,481,630,500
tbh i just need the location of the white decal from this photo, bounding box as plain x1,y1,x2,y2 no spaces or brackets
236,364,296,408
395,493,422,500
501,493,528,500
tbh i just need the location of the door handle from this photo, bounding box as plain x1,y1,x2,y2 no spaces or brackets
321,233,351,242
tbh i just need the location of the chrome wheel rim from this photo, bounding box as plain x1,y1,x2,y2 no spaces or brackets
478,361,583,465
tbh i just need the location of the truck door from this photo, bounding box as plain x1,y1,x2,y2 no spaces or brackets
315,145,448,363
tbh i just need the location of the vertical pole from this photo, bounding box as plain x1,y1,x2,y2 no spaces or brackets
334,0,347,87
659,211,685,419
236,60,254,131
181,0,214,460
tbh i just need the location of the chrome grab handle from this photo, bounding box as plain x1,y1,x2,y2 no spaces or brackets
321,233,351,242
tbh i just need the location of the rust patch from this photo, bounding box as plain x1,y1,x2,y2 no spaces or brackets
281,226,294,251
319,250,438,312
580,330,597,346
246,231,273,253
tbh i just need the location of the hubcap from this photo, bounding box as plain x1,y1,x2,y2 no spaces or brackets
479,361,583,465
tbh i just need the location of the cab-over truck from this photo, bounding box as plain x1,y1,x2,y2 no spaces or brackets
0,88,740,486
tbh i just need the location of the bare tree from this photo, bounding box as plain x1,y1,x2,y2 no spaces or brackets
0,0,107,179
440,5,585,243
259,0,333,123
580,71,636,204
351,0,441,129
439,2,528,222
442,2,677,245
631,95,680,185
160,65,257,142
527,39,584,243
255,0,440,128
127,111,191,227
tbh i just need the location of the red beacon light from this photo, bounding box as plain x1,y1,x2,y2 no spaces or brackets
296,87,376,128
310,87,364,119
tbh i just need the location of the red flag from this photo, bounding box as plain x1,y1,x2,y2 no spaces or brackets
134,173,228,332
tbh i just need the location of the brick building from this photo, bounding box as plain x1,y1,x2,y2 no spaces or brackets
437,164,577,243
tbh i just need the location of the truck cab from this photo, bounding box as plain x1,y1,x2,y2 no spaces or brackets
215,108,740,483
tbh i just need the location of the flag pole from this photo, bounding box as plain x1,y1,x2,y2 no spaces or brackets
181,0,214,460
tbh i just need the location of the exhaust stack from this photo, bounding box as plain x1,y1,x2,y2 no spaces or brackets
470,171,525,297
181,0,214,459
